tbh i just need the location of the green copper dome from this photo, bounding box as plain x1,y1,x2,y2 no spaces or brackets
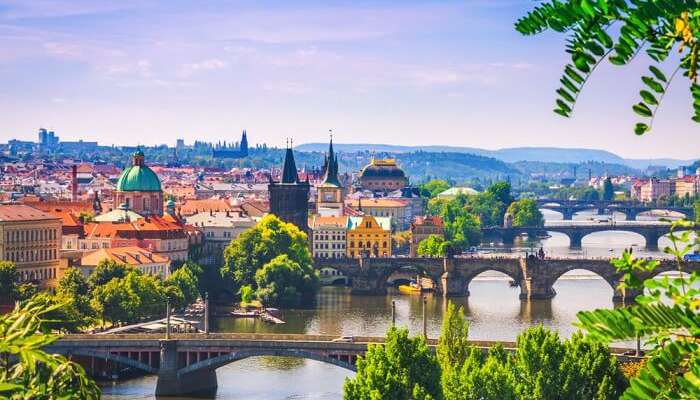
115,151,162,192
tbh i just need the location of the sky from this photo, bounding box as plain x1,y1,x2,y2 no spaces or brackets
0,0,697,159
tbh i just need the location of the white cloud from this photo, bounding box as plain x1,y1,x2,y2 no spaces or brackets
178,58,227,77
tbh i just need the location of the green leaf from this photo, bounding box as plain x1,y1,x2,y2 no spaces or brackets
557,88,575,103
639,90,658,105
633,103,652,117
634,122,649,135
648,66,667,82
641,76,664,93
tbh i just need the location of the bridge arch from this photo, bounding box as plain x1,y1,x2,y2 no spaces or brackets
575,229,648,249
460,266,522,297
63,349,157,374
178,348,357,376
548,266,619,292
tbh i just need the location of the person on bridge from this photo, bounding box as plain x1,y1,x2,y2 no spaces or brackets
538,247,545,260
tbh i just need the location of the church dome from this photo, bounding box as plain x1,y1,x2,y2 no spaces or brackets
359,159,406,179
116,151,162,192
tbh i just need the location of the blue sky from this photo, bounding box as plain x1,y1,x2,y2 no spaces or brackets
0,0,697,159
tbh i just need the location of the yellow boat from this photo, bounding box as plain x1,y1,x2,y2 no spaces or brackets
398,282,422,294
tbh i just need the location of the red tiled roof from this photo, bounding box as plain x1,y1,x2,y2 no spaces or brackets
0,205,60,222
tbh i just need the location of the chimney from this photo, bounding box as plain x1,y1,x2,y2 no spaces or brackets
71,165,78,202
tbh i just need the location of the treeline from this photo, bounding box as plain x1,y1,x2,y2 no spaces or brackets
344,303,629,400
0,259,201,331
417,181,543,256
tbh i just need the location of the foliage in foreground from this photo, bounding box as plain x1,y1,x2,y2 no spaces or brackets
345,302,626,400
0,298,100,399
516,1,700,134
576,220,700,399
343,327,441,400
416,234,449,257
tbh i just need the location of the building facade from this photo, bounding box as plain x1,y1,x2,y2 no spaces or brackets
346,215,392,258
185,211,256,265
0,205,63,287
269,145,310,232
345,198,410,230
309,216,348,259
410,215,445,257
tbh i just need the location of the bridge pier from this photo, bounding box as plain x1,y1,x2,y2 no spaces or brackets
568,232,584,249
439,258,468,296
612,285,642,306
643,232,660,251
561,208,574,220
623,209,637,221
155,340,217,397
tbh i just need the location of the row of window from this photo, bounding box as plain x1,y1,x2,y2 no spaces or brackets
348,241,389,249
19,267,57,282
5,248,57,263
4,228,58,243
314,243,345,250
313,234,346,241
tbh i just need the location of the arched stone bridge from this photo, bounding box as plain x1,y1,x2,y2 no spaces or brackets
481,222,684,250
49,332,643,397
314,256,700,302
536,199,694,221
48,333,370,396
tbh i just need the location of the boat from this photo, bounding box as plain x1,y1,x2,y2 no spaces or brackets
398,280,423,294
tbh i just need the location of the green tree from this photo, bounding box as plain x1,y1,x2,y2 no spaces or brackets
506,198,545,227
343,327,441,400
486,181,514,208
87,259,131,289
695,199,700,223
419,179,451,199
90,277,139,325
166,264,199,309
437,302,474,400
516,1,700,134
254,254,319,307
576,221,700,399
0,260,18,303
239,284,255,303
602,177,614,201
0,298,100,399
559,332,626,399
222,214,314,300
512,326,567,400
57,267,93,319
581,187,601,201
450,346,517,400
417,235,449,257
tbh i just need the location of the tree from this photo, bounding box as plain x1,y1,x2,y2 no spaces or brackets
0,298,100,399
417,235,449,257
437,302,473,400
0,260,18,303
695,199,700,223
516,1,700,134
486,181,514,208
512,326,567,400
254,254,319,308
222,214,314,301
581,187,601,201
602,177,614,201
90,277,140,325
57,267,93,320
166,263,199,309
576,221,700,399
419,179,450,199
450,345,517,400
506,199,545,227
87,259,131,289
343,327,442,400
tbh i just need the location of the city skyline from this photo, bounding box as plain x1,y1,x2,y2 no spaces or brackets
0,0,698,159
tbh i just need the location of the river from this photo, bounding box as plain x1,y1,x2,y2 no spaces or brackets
102,210,685,399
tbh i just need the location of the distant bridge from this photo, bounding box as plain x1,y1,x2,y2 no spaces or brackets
535,199,694,221
50,333,640,397
481,221,683,250
314,256,700,302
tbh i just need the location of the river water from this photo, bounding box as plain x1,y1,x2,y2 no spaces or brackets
102,210,686,399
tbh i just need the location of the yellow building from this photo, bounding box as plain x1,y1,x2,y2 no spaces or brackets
0,205,63,288
347,215,392,258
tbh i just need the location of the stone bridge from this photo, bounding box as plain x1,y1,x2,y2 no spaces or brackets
536,199,694,221
48,333,371,396
314,256,700,302
482,222,683,250
49,332,641,397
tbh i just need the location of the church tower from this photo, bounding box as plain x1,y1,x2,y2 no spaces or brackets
316,136,343,215
269,141,310,232
240,129,249,156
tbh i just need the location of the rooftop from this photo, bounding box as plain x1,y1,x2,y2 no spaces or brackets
0,204,60,222
81,246,168,266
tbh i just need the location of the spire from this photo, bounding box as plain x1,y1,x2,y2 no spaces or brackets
281,139,299,183
321,130,341,187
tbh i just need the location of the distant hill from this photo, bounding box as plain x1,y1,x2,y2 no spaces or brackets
295,143,696,169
